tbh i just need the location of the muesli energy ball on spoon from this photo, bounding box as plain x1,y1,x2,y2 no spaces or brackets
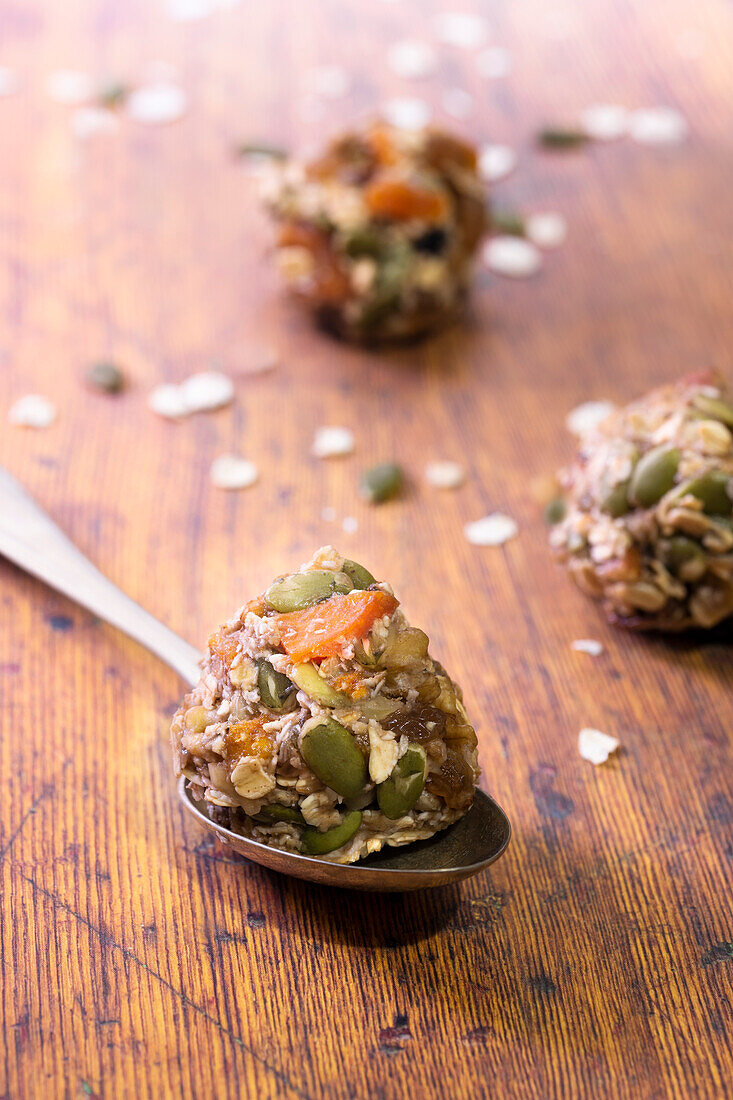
551,372,733,630
263,121,488,342
171,548,480,864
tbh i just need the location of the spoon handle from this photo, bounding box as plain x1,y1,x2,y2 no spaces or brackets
0,465,201,685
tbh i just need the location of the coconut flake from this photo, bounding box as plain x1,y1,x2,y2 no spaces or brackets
387,40,437,79
571,639,604,657
210,454,258,489
464,513,518,546
72,106,120,139
580,103,628,141
8,394,57,429
127,81,188,125
441,87,474,119
525,212,567,250
382,97,432,130
629,107,687,145
483,236,541,278
180,370,234,412
424,460,465,489
565,399,615,436
312,426,354,458
46,69,94,105
433,12,487,48
321,505,337,522
578,727,619,765
0,67,19,97
476,47,512,79
148,383,188,419
307,66,350,100
342,516,359,534
478,143,517,182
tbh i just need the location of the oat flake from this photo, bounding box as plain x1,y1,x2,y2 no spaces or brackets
387,40,437,79
476,47,512,79
148,383,188,419
478,144,517,182
580,103,628,141
342,516,359,534
578,727,619,765
566,400,615,436
425,460,465,489
571,639,604,657
8,395,57,429
483,236,541,278
180,371,234,412
464,513,518,546
629,107,687,145
312,426,355,458
46,69,93,105
210,455,258,490
526,212,567,250
382,97,432,131
433,12,487,48
127,81,188,124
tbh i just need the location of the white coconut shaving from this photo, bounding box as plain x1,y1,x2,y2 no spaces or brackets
180,371,234,411
483,236,541,278
478,144,517,182
126,81,188,125
8,395,57,429
342,516,359,534
382,97,432,131
580,103,629,141
210,455,258,490
441,87,474,119
464,513,518,546
578,727,620,765
312,426,355,458
476,47,512,79
71,106,119,140
525,212,567,250
565,400,615,436
629,107,688,145
46,69,93,105
433,12,487,48
571,639,604,657
387,40,437,79
424,460,465,489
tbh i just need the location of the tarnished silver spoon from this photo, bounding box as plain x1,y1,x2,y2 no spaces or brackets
0,464,511,891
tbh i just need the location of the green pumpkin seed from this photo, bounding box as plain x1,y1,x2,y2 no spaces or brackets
543,497,566,525
234,141,288,161
537,126,589,149
691,394,733,427
681,471,733,516
86,361,125,393
290,663,351,707
265,569,349,612
628,446,680,507
342,558,376,590
301,810,362,855
377,745,426,820
658,537,706,580
491,209,526,236
599,478,631,518
359,462,404,504
259,804,305,824
257,660,294,709
300,718,367,799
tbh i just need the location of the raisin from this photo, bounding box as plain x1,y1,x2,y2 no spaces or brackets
381,703,447,743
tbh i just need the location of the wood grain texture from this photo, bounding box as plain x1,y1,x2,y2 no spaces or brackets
1,1,732,1097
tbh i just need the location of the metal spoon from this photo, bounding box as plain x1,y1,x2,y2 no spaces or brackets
0,464,511,891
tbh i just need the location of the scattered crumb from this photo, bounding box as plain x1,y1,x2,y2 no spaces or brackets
478,143,517,182
629,107,687,145
342,516,359,534
578,727,619,765
307,66,350,100
126,81,188,124
8,394,57,429
476,47,512,79
424,460,465,489
387,40,437,79
571,639,604,657
464,513,518,546
210,454,258,489
321,506,337,522
180,371,234,412
483,236,541,278
525,212,567,249
433,12,487,48
312,426,355,458
441,88,474,119
565,400,615,436
46,69,93,105
382,97,433,130
148,383,188,419
580,103,628,141
0,67,18,97
72,106,119,139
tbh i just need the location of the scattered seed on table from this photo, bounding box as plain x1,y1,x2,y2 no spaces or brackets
571,639,604,657
476,47,512,79
483,236,541,278
565,399,615,436
526,212,567,250
424,460,465,490
382,97,433,131
97,80,130,109
86,362,125,393
478,144,517,182
312,426,355,458
180,371,234,412
210,455,258,490
441,88,474,120
360,462,404,503
537,126,589,149
578,727,619,765
491,210,525,237
342,516,359,534
580,103,628,141
433,12,487,48
0,67,18,97
543,497,566,525
72,107,119,140
46,69,93,105
387,40,437,79
8,394,57,428
126,81,188,124
464,513,518,546
629,107,688,145
148,383,188,419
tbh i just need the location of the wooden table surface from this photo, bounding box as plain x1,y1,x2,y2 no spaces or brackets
1,1,732,1097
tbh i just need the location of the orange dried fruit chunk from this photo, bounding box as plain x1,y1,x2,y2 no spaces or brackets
364,175,448,222
277,590,399,663
228,719,273,760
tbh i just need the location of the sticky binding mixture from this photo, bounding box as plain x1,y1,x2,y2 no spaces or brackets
551,372,733,630
171,547,479,863
263,121,488,343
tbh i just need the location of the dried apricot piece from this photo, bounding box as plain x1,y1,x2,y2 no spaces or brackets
364,175,448,222
277,590,399,662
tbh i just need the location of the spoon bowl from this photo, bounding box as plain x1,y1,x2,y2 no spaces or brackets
179,777,511,890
